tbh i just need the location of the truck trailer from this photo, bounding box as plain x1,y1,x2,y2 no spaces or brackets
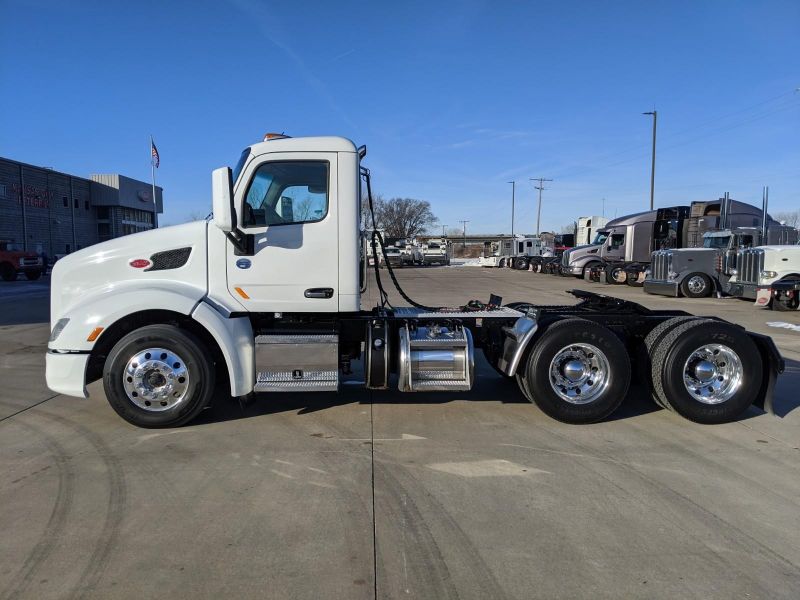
46,135,782,429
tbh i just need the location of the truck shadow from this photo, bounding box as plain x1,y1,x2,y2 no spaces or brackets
194,355,800,427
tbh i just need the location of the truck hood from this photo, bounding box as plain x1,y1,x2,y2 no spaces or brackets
50,221,209,324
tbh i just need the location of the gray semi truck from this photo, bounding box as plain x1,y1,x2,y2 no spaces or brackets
644,195,797,298
583,198,776,287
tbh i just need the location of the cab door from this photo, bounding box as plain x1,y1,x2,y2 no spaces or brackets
227,152,339,312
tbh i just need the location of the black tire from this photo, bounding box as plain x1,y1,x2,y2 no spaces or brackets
649,319,762,423
642,316,702,407
24,270,42,281
0,263,15,282
518,318,631,424
771,281,800,311
626,272,644,287
772,293,799,311
516,257,529,270
605,264,627,285
680,273,712,298
103,324,216,428
498,258,507,268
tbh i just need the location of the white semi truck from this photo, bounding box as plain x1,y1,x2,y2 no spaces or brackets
479,236,547,269
46,135,783,428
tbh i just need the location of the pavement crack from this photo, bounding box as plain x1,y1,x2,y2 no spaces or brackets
0,394,59,424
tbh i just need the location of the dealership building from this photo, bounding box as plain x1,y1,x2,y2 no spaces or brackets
0,156,163,257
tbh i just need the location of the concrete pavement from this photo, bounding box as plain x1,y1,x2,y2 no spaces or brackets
1,268,799,599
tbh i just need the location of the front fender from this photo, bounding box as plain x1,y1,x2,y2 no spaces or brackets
191,302,254,397
48,281,204,352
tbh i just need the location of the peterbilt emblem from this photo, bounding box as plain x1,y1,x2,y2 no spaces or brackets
129,258,151,269
236,258,252,269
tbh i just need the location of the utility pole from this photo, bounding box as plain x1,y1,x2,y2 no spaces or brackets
530,177,553,235
602,197,605,218
442,224,447,238
507,181,515,238
458,220,469,249
643,110,657,210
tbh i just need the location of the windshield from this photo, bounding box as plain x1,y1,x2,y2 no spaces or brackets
232,149,250,185
0,242,22,252
703,235,731,249
592,231,609,245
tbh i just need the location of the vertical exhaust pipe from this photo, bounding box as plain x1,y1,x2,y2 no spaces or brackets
719,193,727,229
761,186,769,243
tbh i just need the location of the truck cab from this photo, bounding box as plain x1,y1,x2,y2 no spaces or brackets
729,241,800,308
644,228,761,298
421,238,451,265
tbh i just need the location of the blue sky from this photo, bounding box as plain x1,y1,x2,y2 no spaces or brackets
1,0,798,233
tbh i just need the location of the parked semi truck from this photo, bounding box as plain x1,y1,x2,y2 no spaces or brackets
479,236,546,268
46,135,783,429
644,196,798,298
421,238,451,265
729,241,800,309
584,198,773,287
0,240,44,281
556,229,611,277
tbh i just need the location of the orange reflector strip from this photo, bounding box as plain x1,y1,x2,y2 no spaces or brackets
87,327,104,342
235,287,250,299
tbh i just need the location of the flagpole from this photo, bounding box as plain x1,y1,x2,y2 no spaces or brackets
150,135,158,228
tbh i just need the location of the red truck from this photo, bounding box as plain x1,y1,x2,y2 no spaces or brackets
0,241,44,281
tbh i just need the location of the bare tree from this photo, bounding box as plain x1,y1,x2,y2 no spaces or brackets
774,210,800,228
374,197,439,238
560,221,577,234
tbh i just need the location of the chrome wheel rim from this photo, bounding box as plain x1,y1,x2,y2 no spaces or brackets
548,343,610,404
682,344,742,404
123,348,189,411
687,275,706,295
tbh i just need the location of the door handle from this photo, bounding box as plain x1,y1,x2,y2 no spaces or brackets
304,287,334,299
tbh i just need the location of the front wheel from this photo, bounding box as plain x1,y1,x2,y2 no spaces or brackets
680,273,712,298
103,324,216,428
517,318,631,423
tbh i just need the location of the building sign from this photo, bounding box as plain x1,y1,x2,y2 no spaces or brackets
10,183,52,209
137,189,152,203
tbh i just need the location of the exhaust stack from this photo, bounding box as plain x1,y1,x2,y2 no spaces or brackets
761,186,769,243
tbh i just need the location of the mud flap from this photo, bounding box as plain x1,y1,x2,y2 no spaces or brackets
754,287,771,308
747,332,784,414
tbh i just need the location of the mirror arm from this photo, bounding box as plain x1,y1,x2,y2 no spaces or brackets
227,228,254,256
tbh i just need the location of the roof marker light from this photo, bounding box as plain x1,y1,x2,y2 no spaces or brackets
264,133,290,141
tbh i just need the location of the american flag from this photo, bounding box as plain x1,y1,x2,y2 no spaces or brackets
150,137,160,168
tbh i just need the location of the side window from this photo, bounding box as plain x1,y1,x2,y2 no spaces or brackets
242,161,328,227
609,234,624,249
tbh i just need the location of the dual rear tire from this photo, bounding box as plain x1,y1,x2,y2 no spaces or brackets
516,316,762,425
517,319,631,424
643,317,761,423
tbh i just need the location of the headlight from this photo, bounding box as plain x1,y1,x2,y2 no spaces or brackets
761,270,778,279
729,268,737,275
50,318,70,342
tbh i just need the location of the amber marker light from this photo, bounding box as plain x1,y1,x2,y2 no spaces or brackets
235,287,250,299
87,327,104,342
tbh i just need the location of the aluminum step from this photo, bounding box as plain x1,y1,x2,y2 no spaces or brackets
255,333,339,392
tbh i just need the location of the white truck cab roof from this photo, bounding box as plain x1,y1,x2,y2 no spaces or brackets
247,135,358,157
